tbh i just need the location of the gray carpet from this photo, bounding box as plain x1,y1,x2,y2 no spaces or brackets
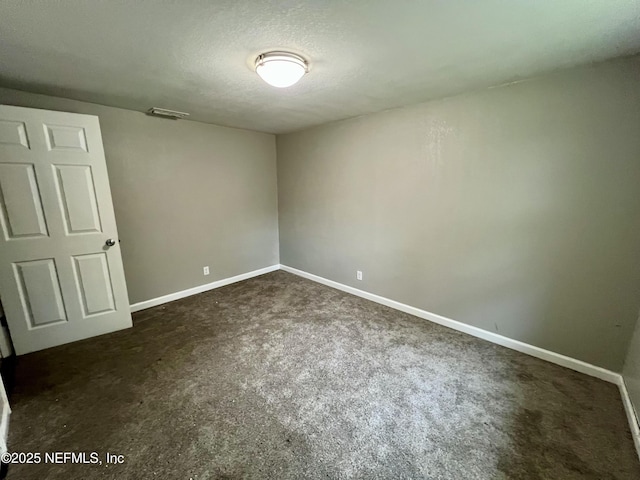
5,270,639,479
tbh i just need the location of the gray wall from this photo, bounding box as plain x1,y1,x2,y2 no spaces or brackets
0,87,279,304
623,316,640,427
277,55,640,371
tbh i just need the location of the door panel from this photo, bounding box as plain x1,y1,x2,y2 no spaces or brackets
0,163,49,239
0,120,29,149
54,165,102,234
13,258,67,328
44,124,88,152
73,253,115,317
0,105,132,354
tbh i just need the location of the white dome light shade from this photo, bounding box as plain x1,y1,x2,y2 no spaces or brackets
255,52,308,88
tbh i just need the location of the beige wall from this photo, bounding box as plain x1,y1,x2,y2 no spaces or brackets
277,55,640,371
2,57,639,372
0,87,279,304
623,316,640,428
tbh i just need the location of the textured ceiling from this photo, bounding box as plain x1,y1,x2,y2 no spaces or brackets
0,1,639,134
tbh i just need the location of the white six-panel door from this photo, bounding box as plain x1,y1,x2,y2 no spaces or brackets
0,105,132,355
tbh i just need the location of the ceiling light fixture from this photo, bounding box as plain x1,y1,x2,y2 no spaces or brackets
255,52,309,88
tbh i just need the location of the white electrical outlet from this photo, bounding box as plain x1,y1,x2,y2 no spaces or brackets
203,266,210,276
356,270,363,281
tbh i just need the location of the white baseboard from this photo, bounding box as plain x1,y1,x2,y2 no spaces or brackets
0,401,9,455
279,264,621,384
129,265,280,313
0,374,10,455
618,377,640,461
280,264,640,459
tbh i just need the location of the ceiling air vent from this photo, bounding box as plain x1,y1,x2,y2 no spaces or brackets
147,107,190,119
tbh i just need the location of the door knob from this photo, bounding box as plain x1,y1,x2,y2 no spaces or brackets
105,238,116,247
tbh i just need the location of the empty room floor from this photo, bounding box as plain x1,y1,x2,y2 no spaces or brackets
4,271,639,479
